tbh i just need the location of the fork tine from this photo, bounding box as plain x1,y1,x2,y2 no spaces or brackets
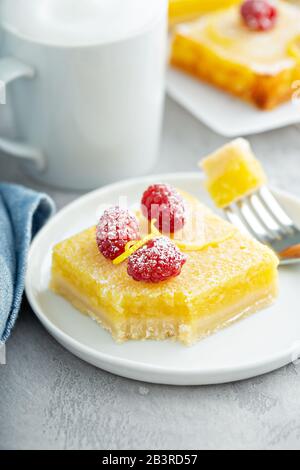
225,206,250,236
248,193,283,240
224,187,300,265
259,186,297,233
237,199,274,245
225,203,271,243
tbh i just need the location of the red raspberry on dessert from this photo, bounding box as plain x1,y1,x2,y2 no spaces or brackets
96,206,140,260
241,0,277,32
127,237,186,283
141,183,186,234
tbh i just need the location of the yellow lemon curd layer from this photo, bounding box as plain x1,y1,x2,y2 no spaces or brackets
170,1,300,109
169,0,240,26
201,138,267,208
50,193,278,345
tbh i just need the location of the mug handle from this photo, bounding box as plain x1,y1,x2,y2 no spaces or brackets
0,57,45,170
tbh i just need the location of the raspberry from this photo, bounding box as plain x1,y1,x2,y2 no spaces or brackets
141,184,186,234
127,237,186,283
96,206,140,260
241,0,277,32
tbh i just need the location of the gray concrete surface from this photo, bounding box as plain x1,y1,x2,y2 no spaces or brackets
1,97,300,450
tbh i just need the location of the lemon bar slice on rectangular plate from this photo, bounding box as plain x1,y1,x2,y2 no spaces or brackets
170,1,300,109
51,189,278,345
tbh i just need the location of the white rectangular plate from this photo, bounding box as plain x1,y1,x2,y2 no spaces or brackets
167,68,300,137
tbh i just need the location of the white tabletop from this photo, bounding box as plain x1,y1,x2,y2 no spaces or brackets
1,97,300,450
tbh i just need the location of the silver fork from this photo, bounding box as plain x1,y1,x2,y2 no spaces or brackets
224,186,300,265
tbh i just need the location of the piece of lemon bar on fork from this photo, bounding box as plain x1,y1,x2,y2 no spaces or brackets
201,138,267,208
51,181,278,345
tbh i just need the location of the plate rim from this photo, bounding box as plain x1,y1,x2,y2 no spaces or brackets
25,172,300,385
166,69,300,137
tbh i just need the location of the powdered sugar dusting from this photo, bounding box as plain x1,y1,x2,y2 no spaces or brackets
141,184,186,234
96,206,140,260
127,237,187,283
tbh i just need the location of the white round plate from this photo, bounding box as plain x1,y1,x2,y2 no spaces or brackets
26,173,300,385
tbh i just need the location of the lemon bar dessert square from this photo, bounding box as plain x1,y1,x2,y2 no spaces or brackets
170,1,300,109
51,188,278,345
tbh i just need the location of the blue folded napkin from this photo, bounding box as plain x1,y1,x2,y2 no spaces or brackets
0,183,55,343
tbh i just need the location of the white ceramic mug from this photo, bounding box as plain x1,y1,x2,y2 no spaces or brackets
0,0,167,190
